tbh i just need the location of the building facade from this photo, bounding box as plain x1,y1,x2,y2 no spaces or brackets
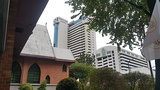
68,18,96,58
53,17,68,48
0,0,48,90
95,46,149,74
53,17,96,58
10,25,75,90
11,57,71,90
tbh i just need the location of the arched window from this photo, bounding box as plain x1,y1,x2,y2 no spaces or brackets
62,64,67,72
10,62,21,83
27,63,40,83
45,75,50,84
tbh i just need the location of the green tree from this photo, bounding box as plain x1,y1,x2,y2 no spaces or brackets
56,77,82,90
37,80,47,90
88,67,128,90
65,0,160,89
69,62,95,83
76,52,95,66
123,72,154,90
65,0,155,49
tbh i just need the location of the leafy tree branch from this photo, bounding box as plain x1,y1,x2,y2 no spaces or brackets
124,0,151,16
65,0,152,50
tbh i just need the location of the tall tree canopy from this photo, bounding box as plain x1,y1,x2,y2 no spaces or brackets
65,0,156,50
76,52,95,66
69,62,95,83
88,67,128,90
122,72,154,90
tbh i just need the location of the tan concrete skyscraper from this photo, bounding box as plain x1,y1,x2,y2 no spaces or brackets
68,18,96,58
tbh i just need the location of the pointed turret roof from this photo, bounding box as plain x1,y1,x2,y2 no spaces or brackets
21,24,74,62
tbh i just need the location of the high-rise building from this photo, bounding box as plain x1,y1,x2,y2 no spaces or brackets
53,17,68,48
53,17,96,58
68,18,96,58
95,46,149,74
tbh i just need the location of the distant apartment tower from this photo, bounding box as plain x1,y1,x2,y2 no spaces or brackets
95,46,148,74
53,17,68,48
68,18,96,58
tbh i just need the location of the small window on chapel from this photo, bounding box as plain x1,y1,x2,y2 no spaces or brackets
46,75,50,84
11,62,21,83
27,63,40,83
62,64,67,72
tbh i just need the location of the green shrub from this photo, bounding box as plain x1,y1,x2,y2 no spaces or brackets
37,80,47,90
19,83,33,90
56,77,82,90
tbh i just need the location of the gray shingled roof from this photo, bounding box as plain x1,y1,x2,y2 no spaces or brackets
53,48,74,61
21,24,75,62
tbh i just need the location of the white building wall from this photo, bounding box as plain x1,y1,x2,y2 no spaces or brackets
90,30,97,54
53,17,68,49
119,48,148,73
95,46,120,72
95,46,149,74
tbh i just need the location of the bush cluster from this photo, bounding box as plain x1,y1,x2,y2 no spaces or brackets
19,83,33,90
56,77,82,90
19,80,47,90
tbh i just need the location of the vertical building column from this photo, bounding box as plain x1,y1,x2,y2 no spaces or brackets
0,0,18,90
53,22,59,47
20,60,29,84
66,64,69,77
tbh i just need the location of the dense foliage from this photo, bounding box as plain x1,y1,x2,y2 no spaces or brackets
76,52,95,66
69,63,154,90
123,71,154,90
19,83,33,90
65,0,157,49
88,67,128,90
69,62,95,83
56,77,82,90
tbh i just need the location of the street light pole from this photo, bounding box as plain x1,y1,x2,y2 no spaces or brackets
148,61,154,81
155,60,160,90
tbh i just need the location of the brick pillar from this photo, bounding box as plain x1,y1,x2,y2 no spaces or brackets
66,64,69,77
20,60,30,84
0,0,18,90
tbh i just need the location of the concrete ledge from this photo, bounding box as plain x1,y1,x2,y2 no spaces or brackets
10,83,57,90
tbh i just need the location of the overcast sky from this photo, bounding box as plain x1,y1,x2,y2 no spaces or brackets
37,0,111,50
37,0,156,67
37,0,147,56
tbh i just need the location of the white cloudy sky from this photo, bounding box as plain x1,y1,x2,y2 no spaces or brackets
37,0,155,67
37,0,111,50
37,0,144,56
